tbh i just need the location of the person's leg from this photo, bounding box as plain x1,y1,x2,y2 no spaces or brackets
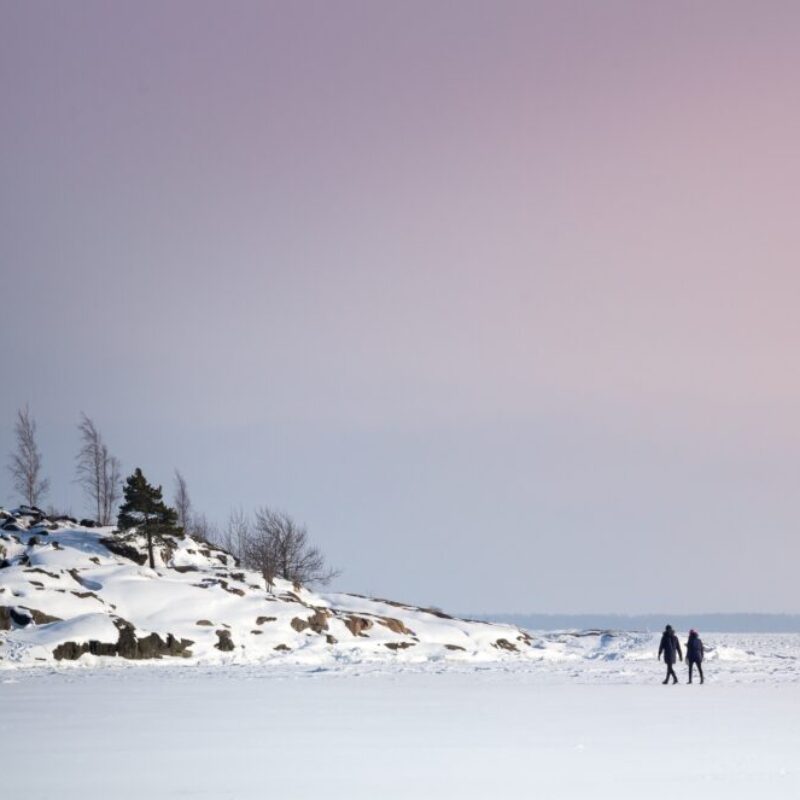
668,664,678,683
698,662,704,684
663,665,670,684
688,661,694,683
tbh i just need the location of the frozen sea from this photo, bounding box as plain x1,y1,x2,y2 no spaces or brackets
3,632,800,799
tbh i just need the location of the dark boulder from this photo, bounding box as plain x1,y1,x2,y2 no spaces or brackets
54,621,194,661
115,623,139,658
99,537,147,566
87,640,118,657
215,629,235,652
53,641,86,661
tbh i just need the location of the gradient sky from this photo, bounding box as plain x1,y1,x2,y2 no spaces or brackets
2,1,800,614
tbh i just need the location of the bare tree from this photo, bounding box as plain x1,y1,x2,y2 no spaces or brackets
221,507,250,562
75,413,122,525
173,469,192,533
102,452,122,525
189,512,217,544
8,406,49,507
243,507,339,588
242,513,278,592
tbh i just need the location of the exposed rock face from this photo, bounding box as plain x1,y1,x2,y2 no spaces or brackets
290,609,330,634
307,609,330,633
215,629,235,652
344,615,373,637
24,567,60,580
493,638,518,652
0,606,63,627
71,591,101,601
421,607,453,619
137,632,191,659
378,617,414,636
256,616,276,625
98,537,147,566
53,621,193,661
52,641,85,660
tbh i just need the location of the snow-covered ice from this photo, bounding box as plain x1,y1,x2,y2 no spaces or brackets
2,655,800,799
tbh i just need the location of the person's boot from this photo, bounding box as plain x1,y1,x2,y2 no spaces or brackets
672,676,679,684
700,677,704,684
662,678,669,685
688,679,692,684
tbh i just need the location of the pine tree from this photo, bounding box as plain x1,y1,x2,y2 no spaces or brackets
117,468,179,569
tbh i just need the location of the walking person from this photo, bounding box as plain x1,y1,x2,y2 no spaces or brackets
686,629,705,684
658,624,683,684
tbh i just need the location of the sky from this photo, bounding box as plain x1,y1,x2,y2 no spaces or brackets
2,1,800,614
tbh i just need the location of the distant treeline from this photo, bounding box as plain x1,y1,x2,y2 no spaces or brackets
477,613,800,633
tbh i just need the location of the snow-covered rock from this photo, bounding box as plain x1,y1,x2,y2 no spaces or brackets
0,507,536,668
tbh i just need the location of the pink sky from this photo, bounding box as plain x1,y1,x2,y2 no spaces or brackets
2,1,800,612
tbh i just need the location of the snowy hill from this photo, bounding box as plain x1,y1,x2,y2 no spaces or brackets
0,506,536,668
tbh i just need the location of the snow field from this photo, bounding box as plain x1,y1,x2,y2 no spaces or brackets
2,667,799,799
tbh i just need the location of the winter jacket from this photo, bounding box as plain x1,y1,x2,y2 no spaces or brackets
686,634,704,663
658,630,683,665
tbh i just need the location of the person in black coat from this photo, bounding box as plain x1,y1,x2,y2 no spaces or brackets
657,624,683,684
685,629,705,684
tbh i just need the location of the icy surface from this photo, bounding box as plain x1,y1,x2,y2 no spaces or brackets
2,659,799,799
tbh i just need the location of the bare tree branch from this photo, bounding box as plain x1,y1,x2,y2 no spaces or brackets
221,507,250,563
75,413,121,525
189,512,217,545
173,469,192,533
103,450,122,526
8,405,49,507
242,507,339,589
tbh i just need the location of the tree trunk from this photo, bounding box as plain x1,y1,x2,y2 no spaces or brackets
146,521,155,569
